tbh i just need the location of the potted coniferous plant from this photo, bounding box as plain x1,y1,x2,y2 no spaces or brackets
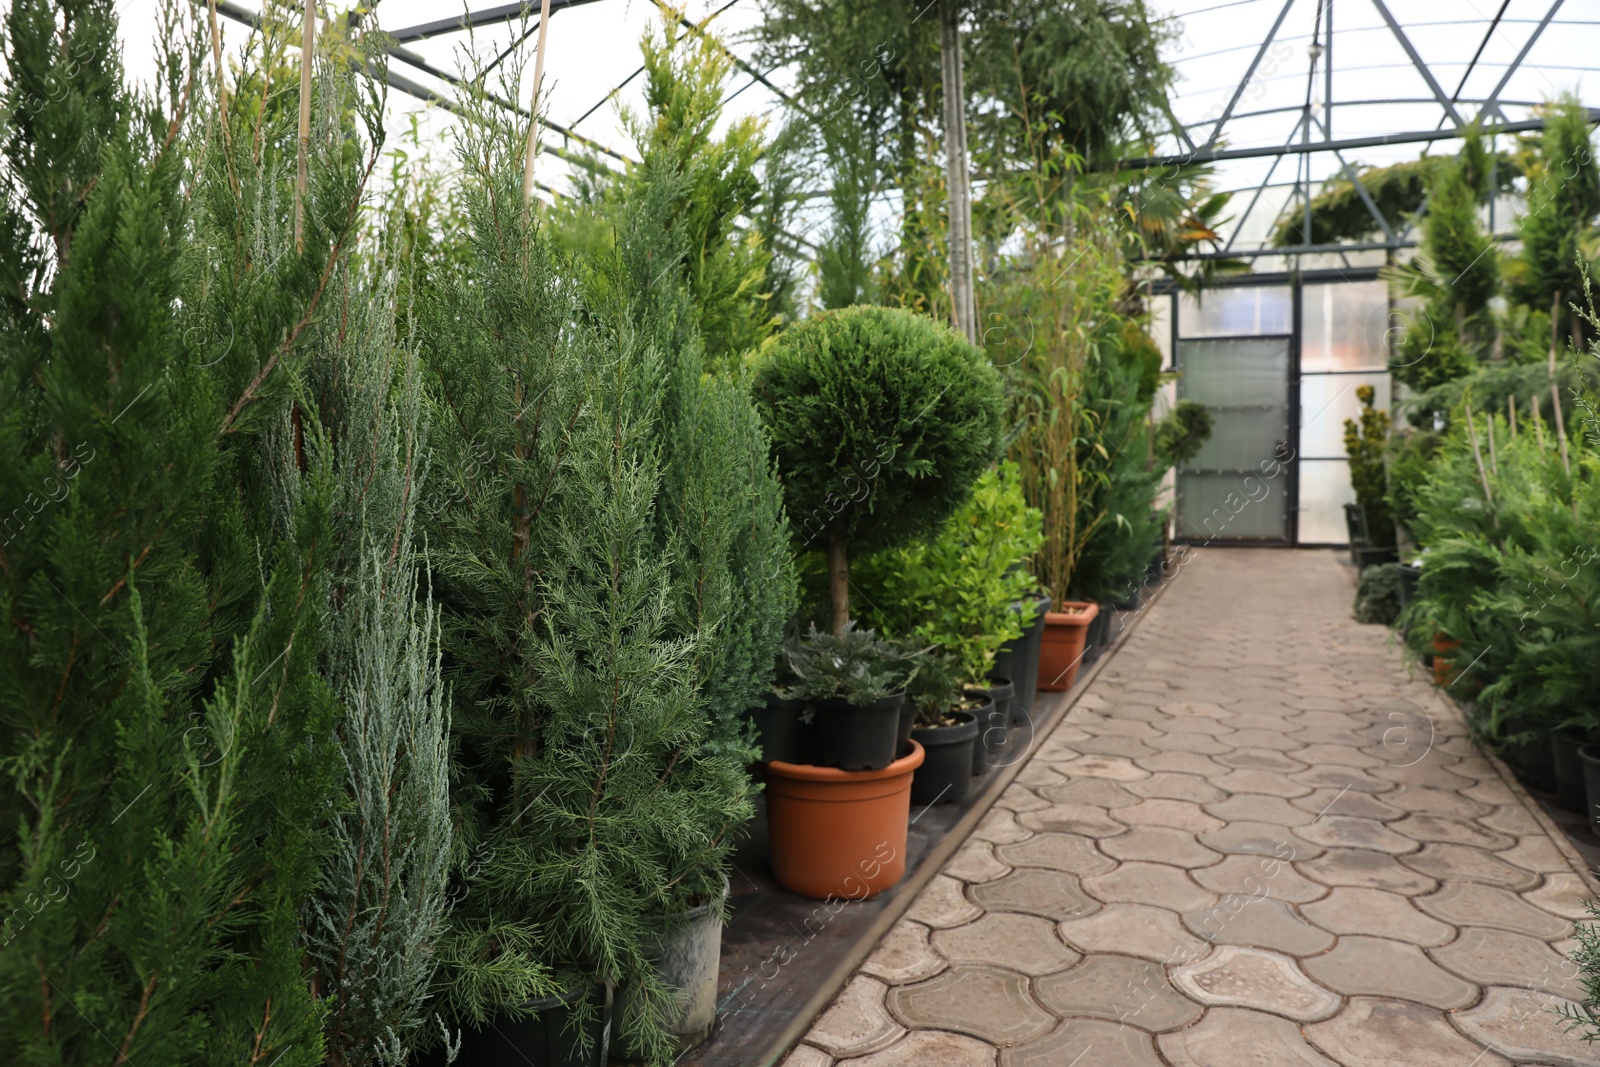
904,652,983,806
780,624,921,771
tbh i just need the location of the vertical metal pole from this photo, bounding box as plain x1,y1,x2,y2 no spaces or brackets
1288,276,1302,547
295,0,315,251
1323,0,1333,139
940,0,976,344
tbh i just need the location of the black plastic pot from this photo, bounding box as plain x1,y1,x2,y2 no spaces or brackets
1082,604,1113,667
435,978,612,1067
1552,733,1589,812
969,691,1006,776
1016,595,1050,719
814,692,904,771
749,692,813,766
1113,587,1142,613
1509,733,1557,793
910,711,978,806
614,878,729,1058
1396,563,1422,610
896,698,917,758
1580,745,1600,837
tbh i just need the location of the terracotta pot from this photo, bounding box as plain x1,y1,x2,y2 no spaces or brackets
764,742,925,900
1430,633,1460,688
1038,602,1099,692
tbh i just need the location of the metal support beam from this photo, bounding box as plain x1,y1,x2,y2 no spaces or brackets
384,0,600,44
1367,0,1463,128
1119,112,1600,169
1203,0,1295,151
1311,114,1395,243
1480,0,1565,122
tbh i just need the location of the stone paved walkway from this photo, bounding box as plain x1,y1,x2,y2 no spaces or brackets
781,549,1600,1067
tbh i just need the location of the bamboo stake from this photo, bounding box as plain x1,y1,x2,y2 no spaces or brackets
1507,393,1517,439
521,0,555,204
1465,404,1496,523
295,0,315,251
1551,380,1572,477
1487,408,1498,474
205,0,229,131
1531,393,1546,453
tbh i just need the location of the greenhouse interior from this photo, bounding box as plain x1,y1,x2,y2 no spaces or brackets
6,0,1600,1063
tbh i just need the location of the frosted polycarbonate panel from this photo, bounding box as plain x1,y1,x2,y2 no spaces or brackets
1176,336,1290,542
1178,470,1289,540
1177,286,1291,338
1302,282,1391,371
1151,293,1173,367
1299,374,1392,459
1298,459,1357,544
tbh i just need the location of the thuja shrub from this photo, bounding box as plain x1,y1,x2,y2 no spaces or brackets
753,305,1004,631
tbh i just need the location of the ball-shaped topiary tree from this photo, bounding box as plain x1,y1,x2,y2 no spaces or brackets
753,305,1004,632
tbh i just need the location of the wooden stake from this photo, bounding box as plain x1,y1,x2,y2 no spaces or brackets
1487,408,1498,474
295,0,315,251
1465,405,1496,520
1531,393,1545,453
521,0,555,204
1507,393,1517,439
1551,380,1572,477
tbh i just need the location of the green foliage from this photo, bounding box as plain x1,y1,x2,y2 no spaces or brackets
903,648,966,720
1510,97,1600,336
817,108,879,310
1344,384,1396,548
1354,564,1404,626
1385,428,1441,540
1154,399,1213,465
781,624,921,704
1561,898,1600,1040
752,304,1004,614
854,463,1044,687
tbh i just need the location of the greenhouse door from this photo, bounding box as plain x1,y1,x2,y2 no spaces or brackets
1175,336,1292,543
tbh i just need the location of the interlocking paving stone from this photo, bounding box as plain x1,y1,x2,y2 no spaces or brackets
971,806,1030,845
1171,945,1340,1021
1212,768,1317,797
1061,754,1150,781
1214,748,1307,773
1038,776,1142,809
1016,802,1127,838
905,875,982,929
1033,954,1201,1032
1417,882,1571,940
1102,825,1223,868
808,976,904,1058
1500,836,1574,875
1298,847,1440,894
1296,815,1420,854
1289,765,1395,793
993,787,1050,814
1481,804,1544,838
1289,788,1405,820
1452,987,1600,1067
1125,768,1229,803
994,832,1116,876
840,1030,996,1067
1071,733,1159,760
1158,1006,1340,1067
1430,926,1583,999
1115,798,1226,833
1301,936,1476,1009
1204,794,1316,826
1140,749,1230,776
1294,744,1382,768
1523,872,1593,920
969,868,1099,922
943,840,1011,885
1387,812,1514,850
1146,731,1235,756
1400,843,1542,891
886,966,1053,1047
1383,784,1488,819
1183,895,1335,955
1300,886,1455,945
1082,861,1218,912
1199,820,1323,859
931,913,1079,977
1193,853,1330,903
1057,903,1208,963
859,920,946,985
1306,997,1513,1067
998,1018,1166,1067
781,1044,833,1067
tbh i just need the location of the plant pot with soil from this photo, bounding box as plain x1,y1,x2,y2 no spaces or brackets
782,624,919,772
904,651,982,799
748,690,815,766
614,878,730,1059
764,742,925,900
1039,602,1099,691
433,976,612,1067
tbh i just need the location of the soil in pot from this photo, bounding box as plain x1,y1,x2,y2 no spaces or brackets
1552,733,1589,812
1580,745,1600,837
764,742,925,900
435,977,611,1067
967,691,1003,776
910,709,978,806
750,692,813,765
813,692,904,771
614,879,729,1058
1039,602,1099,691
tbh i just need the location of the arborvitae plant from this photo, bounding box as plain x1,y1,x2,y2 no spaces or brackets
0,1,346,1061
1343,384,1396,548
1512,97,1600,348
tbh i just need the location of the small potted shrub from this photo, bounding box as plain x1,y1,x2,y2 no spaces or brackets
780,624,920,770
905,651,983,806
854,462,1044,768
